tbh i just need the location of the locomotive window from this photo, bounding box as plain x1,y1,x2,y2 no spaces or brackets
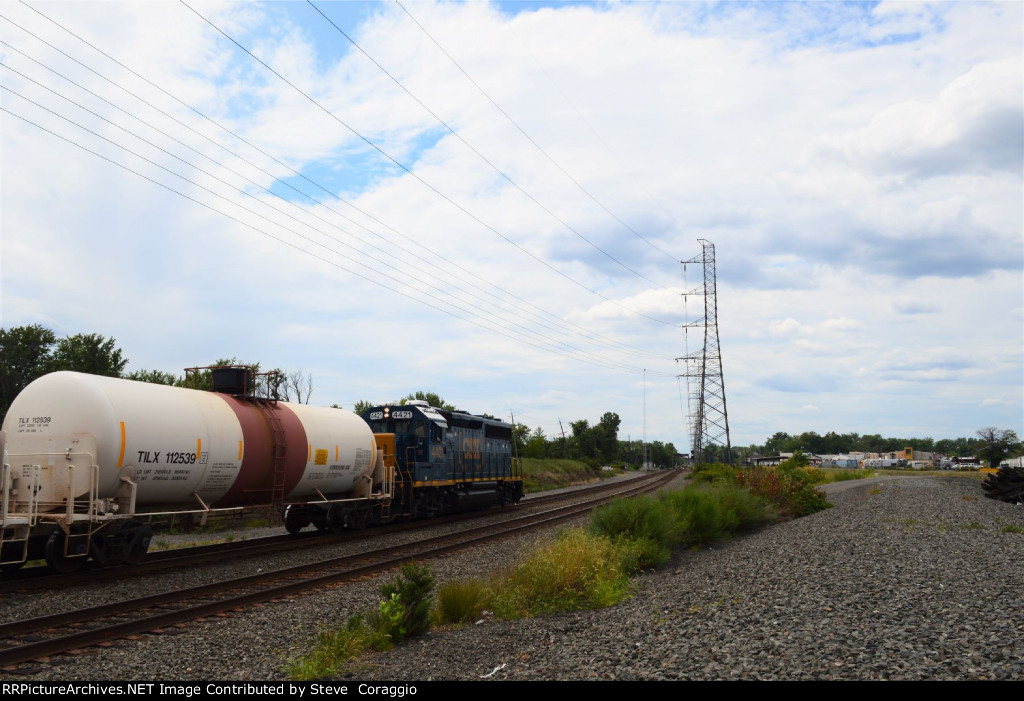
392,420,411,434
414,423,427,438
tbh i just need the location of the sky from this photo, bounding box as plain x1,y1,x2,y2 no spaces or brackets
1,0,1021,452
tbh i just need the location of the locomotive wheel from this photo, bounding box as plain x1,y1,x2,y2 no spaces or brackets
44,530,89,574
284,506,308,535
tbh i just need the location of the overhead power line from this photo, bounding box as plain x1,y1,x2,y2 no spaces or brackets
0,80,664,376
2,101,677,378
4,4,677,362
393,0,681,264
178,0,679,327
308,0,672,291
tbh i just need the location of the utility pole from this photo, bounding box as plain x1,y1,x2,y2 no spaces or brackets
642,368,649,470
677,239,732,465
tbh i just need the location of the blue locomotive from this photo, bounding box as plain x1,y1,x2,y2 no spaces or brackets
361,401,524,518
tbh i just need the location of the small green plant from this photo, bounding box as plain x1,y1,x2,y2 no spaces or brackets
365,594,406,649
379,562,434,639
287,615,369,681
962,521,985,530
999,524,1023,534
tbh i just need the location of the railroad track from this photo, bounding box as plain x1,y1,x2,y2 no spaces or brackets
0,470,676,668
0,471,665,594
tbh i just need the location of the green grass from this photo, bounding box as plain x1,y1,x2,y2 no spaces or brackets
433,529,633,626
805,468,876,484
488,528,631,617
435,579,487,624
521,458,613,493
287,616,373,681
999,524,1023,534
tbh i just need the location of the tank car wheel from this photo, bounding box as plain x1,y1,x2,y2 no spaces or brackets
123,521,153,565
349,508,370,531
89,534,113,566
327,504,347,534
44,530,89,574
284,506,308,535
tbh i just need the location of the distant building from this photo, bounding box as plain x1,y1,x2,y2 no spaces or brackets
751,452,822,467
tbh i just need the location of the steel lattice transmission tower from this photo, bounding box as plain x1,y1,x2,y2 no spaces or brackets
678,239,731,465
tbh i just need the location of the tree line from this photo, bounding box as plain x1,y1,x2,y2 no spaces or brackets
731,428,1022,469
0,324,314,426
513,413,679,469
4,324,1015,468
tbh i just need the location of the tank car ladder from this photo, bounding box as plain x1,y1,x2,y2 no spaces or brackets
253,399,288,517
0,458,41,568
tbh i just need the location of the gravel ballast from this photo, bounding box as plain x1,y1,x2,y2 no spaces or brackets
2,475,1021,681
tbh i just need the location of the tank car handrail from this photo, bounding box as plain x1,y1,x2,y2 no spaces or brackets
5,450,99,459
1,460,10,526
299,492,392,506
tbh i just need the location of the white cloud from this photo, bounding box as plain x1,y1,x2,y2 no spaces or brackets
2,0,1020,451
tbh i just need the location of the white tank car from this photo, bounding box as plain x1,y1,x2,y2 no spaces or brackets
0,371,388,572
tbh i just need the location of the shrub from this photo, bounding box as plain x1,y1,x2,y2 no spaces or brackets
379,562,434,639
733,467,831,517
590,494,682,552
615,536,672,573
710,484,777,530
660,487,728,544
690,463,739,485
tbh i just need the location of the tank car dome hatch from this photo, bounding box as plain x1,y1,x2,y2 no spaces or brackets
210,367,252,395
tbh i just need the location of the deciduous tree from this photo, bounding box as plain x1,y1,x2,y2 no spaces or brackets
0,324,57,422
975,428,1022,468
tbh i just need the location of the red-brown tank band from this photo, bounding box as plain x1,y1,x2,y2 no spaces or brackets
214,396,308,507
